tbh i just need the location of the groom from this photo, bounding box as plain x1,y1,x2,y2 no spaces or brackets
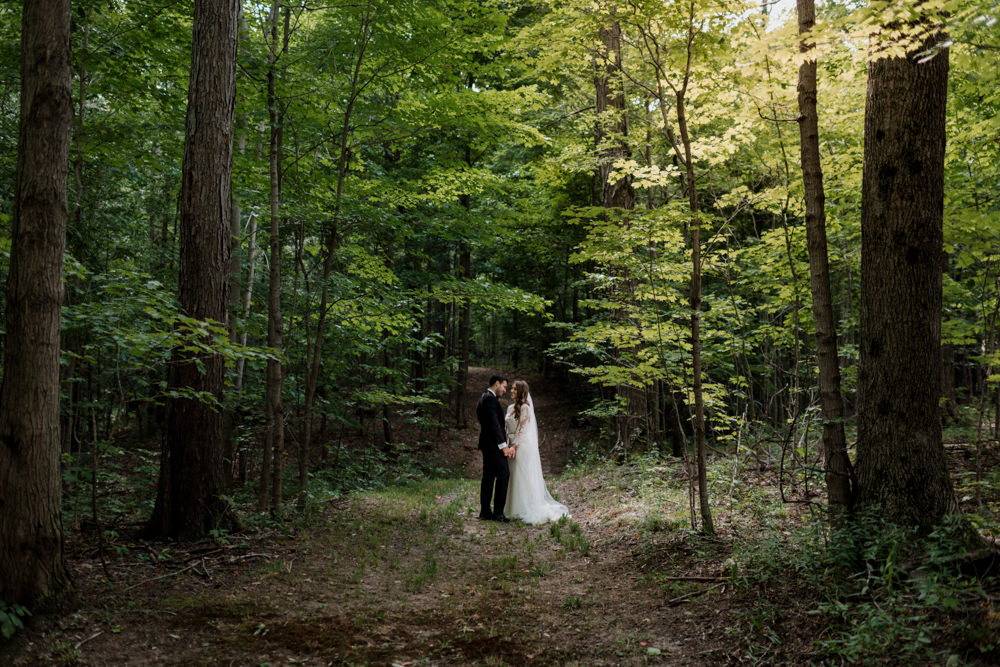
477,375,512,522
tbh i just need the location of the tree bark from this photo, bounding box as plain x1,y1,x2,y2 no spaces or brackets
796,0,853,513
0,0,73,606
262,0,288,515
594,10,637,452
595,19,634,212
677,87,713,534
676,2,713,534
454,119,474,429
856,12,957,527
454,246,472,422
146,0,240,539
456,209,472,427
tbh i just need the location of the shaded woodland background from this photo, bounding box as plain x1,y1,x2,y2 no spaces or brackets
2,0,1000,662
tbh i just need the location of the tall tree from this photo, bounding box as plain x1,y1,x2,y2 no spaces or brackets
301,1,377,476
795,0,852,513
455,151,473,429
593,5,638,452
0,0,73,605
262,0,287,513
146,0,241,539
855,5,956,527
627,0,715,533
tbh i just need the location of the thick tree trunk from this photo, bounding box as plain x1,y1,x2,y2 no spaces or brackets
856,15,957,527
146,0,240,539
594,11,637,452
595,20,634,213
796,0,853,513
0,0,73,606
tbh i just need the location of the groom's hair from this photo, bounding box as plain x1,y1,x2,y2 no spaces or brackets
488,374,507,386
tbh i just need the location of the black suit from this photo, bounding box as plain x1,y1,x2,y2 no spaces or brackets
476,389,509,517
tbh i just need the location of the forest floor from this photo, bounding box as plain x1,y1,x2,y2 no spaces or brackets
4,367,1000,665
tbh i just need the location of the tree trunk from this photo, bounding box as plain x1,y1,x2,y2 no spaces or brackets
594,10,637,451
226,189,242,470
301,6,373,470
796,0,853,513
263,0,288,515
0,0,73,606
456,198,472,427
674,1,713,534
595,18,634,212
855,13,956,527
146,0,240,539
456,245,472,423
60,6,92,459
634,3,712,530
678,87,713,534
939,343,961,424
225,9,250,483
236,211,258,486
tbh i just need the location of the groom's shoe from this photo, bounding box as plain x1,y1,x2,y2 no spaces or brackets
478,512,494,521
493,514,511,523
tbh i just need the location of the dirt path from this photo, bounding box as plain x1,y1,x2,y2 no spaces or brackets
3,368,755,666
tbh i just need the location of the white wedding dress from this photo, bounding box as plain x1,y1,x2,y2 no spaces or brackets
504,397,569,524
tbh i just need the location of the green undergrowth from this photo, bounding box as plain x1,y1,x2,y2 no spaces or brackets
60,436,455,537
0,602,30,640
560,446,1000,664
732,510,1000,664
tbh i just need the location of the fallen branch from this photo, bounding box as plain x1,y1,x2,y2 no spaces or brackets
75,630,103,649
121,560,204,592
662,575,729,582
227,553,270,563
665,581,726,606
183,548,224,562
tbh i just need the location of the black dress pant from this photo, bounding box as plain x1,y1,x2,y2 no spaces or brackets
480,446,510,516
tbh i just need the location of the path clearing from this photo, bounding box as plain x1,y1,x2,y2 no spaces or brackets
4,368,771,665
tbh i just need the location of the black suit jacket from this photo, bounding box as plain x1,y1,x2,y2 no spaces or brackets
476,390,507,452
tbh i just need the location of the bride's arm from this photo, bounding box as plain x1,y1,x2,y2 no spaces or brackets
506,405,518,445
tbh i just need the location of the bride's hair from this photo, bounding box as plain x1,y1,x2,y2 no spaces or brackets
512,380,530,421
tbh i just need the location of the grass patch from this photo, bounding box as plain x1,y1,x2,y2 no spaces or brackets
405,553,439,592
560,595,582,610
549,516,590,555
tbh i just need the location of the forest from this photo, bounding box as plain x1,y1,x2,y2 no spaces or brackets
2,0,1000,663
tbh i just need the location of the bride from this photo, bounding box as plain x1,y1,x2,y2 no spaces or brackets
504,380,570,524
